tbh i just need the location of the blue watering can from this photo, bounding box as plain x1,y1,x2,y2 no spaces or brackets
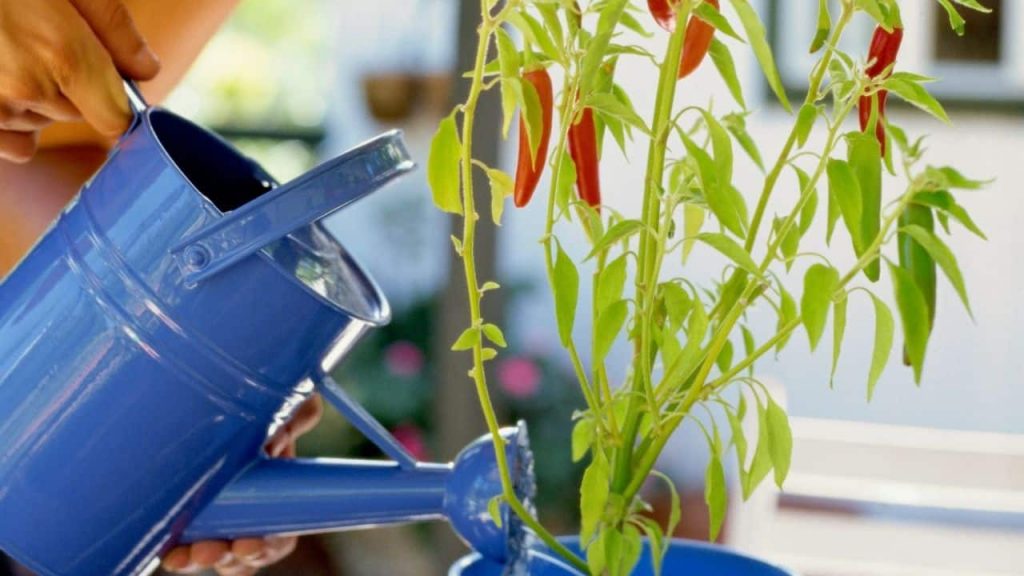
0,84,534,576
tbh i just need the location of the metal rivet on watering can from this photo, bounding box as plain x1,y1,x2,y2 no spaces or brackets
183,244,211,271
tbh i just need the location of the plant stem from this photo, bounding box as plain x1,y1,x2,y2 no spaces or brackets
612,2,692,495
457,6,586,570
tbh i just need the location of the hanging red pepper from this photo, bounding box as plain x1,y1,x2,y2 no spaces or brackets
679,0,719,79
646,0,719,79
647,0,676,32
568,106,601,210
513,68,554,208
858,25,903,155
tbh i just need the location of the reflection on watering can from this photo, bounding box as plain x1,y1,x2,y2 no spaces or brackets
0,83,534,576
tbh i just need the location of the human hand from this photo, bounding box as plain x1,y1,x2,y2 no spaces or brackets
161,396,324,575
0,0,161,163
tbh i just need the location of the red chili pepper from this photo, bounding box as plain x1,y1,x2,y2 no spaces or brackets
679,0,719,79
513,68,554,208
647,0,676,32
568,106,601,210
858,26,903,155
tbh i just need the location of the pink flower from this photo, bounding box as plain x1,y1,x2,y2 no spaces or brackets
497,356,542,399
392,423,429,461
384,340,425,377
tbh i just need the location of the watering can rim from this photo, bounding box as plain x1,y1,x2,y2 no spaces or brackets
121,89,397,328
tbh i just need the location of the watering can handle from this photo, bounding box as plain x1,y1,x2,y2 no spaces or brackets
168,132,414,285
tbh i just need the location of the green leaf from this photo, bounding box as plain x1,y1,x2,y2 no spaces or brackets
682,133,746,238
499,77,521,139
520,72,545,162
572,417,595,462
766,396,793,488
809,0,831,53
727,0,792,112
696,233,760,276
487,169,513,226
553,243,580,347
428,113,463,215
586,92,650,135
587,219,644,260
794,165,818,237
831,294,847,387
726,405,748,472
827,158,864,255
579,0,629,97
597,254,628,314
451,326,480,351
794,104,818,149
663,282,693,329
743,400,774,499
900,224,972,317
774,216,800,271
701,110,735,197
487,495,504,528
535,4,565,50
888,261,932,383
801,263,839,351
683,204,706,262
705,455,728,541
847,132,883,282
885,74,951,124
555,150,577,215
580,451,610,543
923,165,989,190
595,300,629,362
868,294,894,401
724,113,764,170
776,284,798,353
693,2,742,42
716,338,735,372
935,0,967,35
708,38,747,109
913,191,987,239
495,27,520,79
482,323,508,348
741,325,756,376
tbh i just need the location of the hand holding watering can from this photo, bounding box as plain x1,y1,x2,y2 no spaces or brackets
0,68,537,576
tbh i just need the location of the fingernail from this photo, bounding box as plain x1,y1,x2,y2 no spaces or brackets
215,553,236,567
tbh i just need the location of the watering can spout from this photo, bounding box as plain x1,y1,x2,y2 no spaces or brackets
183,425,535,563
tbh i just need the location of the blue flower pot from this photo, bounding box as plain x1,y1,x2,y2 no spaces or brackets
450,537,795,575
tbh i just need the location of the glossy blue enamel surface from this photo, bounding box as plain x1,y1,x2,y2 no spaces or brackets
450,538,797,576
0,100,527,575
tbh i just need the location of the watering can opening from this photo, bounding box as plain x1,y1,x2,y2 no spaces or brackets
135,101,404,326
147,109,277,213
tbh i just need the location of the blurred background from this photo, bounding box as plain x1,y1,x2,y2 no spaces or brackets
156,0,1024,574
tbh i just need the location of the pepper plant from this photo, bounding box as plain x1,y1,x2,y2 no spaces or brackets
428,0,991,573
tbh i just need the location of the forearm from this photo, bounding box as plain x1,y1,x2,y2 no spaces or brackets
0,145,108,275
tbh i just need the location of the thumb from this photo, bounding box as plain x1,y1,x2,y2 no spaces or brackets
68,0,161,80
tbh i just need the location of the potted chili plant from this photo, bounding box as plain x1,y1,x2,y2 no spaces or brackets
428,0,992,574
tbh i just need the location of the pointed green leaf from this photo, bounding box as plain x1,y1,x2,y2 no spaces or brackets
809,0,831,53
888,261,932,383
743,400,773,499
913,191,987,239
801,263,839,351
428,113,463,215
868,294,894,401
597,254,628,314
827,158,864,254
451,326,480,351
553,243,580,347
766,396,793,488
885,74,951,124
482,323,508,348
795,104,818,149
696,233,760,276
847,132,883,281
572,417,595,462
900,224,972,317
683,204,706,262
587,219,645,260
709,38,747,109
724,113,764,170
705,455,728,541
580,451,610,543
595,300,629,362
683,133,746,237
831,294,847,387
487,168,513,226
728,0,792,112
